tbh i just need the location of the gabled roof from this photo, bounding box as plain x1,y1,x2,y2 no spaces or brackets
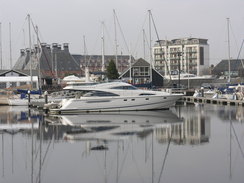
119,58,163,78
0,69,29,76
132,58,150,67
212,59,244,73
119,58,149,78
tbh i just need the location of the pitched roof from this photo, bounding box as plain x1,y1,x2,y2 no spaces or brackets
212,59,244,73
132,58,150,67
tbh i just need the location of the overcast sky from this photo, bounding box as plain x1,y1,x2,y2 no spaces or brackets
0,0,244,69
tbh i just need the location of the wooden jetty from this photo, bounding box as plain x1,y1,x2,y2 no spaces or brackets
183,96,244,106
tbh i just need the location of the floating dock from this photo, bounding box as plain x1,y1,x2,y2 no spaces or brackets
183,96,244,106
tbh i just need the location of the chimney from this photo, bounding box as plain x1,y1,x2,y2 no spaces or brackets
52,43,58,52
41,43,47,48
63,43,69,52
34,44,39,53
26,48,30,53
57,44,62,50
20,49,25,56
46,44,51,52
31,49,35,55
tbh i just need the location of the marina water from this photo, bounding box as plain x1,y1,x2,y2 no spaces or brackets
0,104,243,183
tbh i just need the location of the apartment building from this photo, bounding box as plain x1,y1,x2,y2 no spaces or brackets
153,38,209,76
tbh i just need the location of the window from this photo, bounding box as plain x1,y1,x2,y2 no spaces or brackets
0,82,6,89
139,93,155,96
10,82,17,87
33,82,37,89
83,91,119,97
111,85,138,90
200,47,204,65
20,82,27,86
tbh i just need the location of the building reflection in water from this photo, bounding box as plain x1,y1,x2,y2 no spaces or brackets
156,105,210,145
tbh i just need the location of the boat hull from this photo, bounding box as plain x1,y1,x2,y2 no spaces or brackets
50,94,183,114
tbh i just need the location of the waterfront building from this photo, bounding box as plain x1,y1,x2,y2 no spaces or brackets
119,58,164,87
0,70,39,89
153,38,210,76
13,43,81,81
72,54,132,74
13,43,133,82
212,59,244,78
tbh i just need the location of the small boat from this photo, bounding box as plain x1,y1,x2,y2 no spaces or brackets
165,70,215,81
49,81,183,114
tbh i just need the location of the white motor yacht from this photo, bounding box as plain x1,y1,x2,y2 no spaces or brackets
50,82,183,114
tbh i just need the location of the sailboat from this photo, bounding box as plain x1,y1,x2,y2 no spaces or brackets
7,15,42,106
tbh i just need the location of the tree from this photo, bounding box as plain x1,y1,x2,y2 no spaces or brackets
106,60,119,80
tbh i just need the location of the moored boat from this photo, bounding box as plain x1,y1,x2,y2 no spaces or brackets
49,81,183,114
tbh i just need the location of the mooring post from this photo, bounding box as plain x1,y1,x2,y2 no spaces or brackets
44,91,48,104
201,87,204,97
28,90,31,107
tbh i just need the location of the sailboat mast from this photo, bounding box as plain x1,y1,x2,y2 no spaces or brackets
83,35,87,66
9,22,12,70
227,18,231,83
0,23,2,70
113,10,118,71
148,10,153,85
83,36,90,82
28,14,33,89
143,29,146,60
36,25,42,90
129,52,132,83
101,21,105,75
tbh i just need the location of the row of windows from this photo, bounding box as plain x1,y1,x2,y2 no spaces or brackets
133,67,149,76
83,91,158,97
0,82,37,89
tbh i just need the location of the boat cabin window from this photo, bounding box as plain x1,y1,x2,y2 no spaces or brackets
111,85,138,90
83,91,119,97
139,93,155,96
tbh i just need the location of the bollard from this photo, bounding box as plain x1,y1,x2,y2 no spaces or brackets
44,91,48,104
200,87,204,97
28,90,31,107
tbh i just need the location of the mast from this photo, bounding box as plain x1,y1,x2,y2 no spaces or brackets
143,29,146,60
83,36,90,82
36,25,42,90
9,22,12,70
113,9,118,71
129,51,132,83
227,18,231,83
101,21,105,76
27,14,33,89
148,10,153,85
83,35,87,67
0,23,2,70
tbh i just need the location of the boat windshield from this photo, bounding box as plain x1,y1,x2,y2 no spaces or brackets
83,91,120,97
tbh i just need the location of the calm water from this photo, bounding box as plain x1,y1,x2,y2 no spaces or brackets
0,104,243,183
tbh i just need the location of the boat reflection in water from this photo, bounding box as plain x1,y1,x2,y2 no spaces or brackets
45,110,183,143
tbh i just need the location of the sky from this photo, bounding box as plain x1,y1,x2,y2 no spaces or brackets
0,0,244,69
